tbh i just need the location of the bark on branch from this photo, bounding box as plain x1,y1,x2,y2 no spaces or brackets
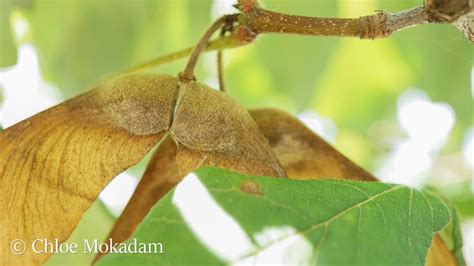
237,0,472,40
121,0,472,74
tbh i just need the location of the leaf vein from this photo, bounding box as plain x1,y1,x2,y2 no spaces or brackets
233,185,404,263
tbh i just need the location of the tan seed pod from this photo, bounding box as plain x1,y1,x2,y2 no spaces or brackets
455,9,474,43
170,82,286,178
0,73,177,265
0,73,288,265
93,81,288,261
94,136,180,262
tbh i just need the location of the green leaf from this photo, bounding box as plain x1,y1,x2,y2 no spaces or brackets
449,205,466,266
98,167,450,266
440,198,466,266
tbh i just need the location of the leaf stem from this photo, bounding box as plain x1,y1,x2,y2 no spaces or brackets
180,14,239,82
217,28,227,92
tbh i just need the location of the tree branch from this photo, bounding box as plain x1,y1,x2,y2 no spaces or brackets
120,0,471,74
237,0,472,39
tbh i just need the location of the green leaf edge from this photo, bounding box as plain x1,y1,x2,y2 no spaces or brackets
99,166,453,266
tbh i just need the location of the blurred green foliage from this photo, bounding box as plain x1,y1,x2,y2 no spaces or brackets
0,0,31,66
0,84,3,105
440,180,474,219
20,0,213,97
8,0,471,159
0,1,17,67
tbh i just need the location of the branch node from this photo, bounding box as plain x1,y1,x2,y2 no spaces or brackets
178,72,196,83
236,0,259,14
359,12,389,39
235,26,257,43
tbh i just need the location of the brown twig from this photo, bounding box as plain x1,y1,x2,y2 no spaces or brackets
217,28,227,92
239,5,423,39
216,17,236,92
236,0,471,40
118,0,471,75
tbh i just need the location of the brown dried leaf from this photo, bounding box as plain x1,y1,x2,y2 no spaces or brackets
424,0,471,23
249,108,375,181
250,108,456,266
94,136,180,262
427,236,457,266
0,73,178,265
170,83,286,178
